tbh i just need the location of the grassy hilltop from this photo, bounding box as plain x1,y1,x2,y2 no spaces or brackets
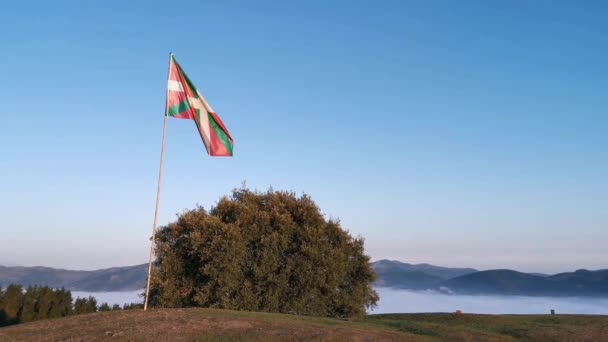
1,308,607,341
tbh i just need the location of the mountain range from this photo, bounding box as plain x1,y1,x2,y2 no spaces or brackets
372,259,477,289
440,268,608,296
1,260,607,297
0,264,146,291
372,260,608,297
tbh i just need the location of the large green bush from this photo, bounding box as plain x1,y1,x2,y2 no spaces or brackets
148,188,378,318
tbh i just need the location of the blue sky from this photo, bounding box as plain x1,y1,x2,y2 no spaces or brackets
1,1,606,273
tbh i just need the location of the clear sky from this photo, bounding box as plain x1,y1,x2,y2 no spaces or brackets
1,1,606,273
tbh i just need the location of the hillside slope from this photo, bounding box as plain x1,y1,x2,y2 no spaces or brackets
0,308,413,341
1,309,607,341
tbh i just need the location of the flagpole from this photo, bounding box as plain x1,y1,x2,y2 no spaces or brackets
144,53,172,311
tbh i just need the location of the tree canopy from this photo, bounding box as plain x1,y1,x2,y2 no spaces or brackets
1,285,140,327
0,286,74,327
148,187,378,318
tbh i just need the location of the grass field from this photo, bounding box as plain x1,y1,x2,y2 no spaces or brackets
0,308,607,341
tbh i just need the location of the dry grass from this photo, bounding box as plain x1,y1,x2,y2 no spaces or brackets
366,313,608,341
0,309,607,341
0,308,416,342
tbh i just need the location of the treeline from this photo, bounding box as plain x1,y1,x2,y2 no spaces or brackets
0,284,143,327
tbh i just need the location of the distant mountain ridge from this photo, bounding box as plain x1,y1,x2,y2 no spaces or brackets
371,259,477,289
372,260,608,297
0,264,147,291
2,261,607,296
442,268,608,297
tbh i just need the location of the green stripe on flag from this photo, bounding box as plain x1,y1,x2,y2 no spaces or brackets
209,113,233,155
166,99,190,117
175,61,200,97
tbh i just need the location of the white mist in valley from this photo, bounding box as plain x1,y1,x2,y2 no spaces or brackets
72,290,143,307
72,288,608,315
371,287,608,315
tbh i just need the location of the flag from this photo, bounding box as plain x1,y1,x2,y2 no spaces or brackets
165,54,234,156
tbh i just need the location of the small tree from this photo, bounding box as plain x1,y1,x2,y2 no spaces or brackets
111,304,121,311
35,287,57,320
98,303,111,312
0,286,5,327
54,288,73,317
148,188,378,318
122,302,143,310
19,287,40,323
73,298,86,314
74,296,97,315
0,285,23,324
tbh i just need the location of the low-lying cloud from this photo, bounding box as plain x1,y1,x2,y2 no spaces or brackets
371,287,608,315
73,288,608,315
72,290,143,306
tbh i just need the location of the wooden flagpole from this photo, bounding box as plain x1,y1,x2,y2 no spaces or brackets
144,53,172,311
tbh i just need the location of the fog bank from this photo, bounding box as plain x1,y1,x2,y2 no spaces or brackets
72,288,608,315
371,287,608,315
72,290,142,306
